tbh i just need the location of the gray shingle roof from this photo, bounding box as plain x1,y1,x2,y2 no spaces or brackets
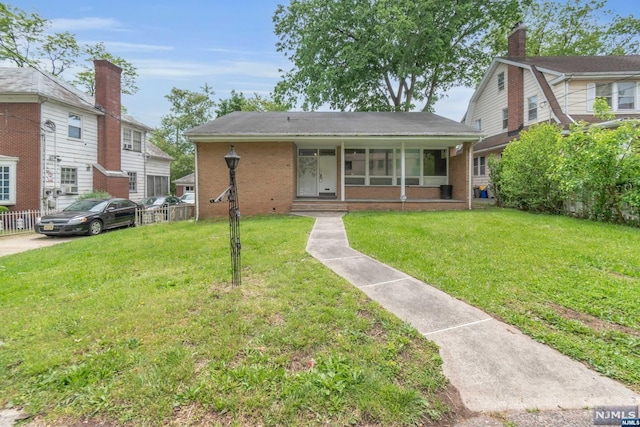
146,142,173,161
0,67,98,113
185,112,482,138
503,55,640,74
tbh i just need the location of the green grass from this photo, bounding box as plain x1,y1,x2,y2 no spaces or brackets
344,208,640,390
0,217,449,426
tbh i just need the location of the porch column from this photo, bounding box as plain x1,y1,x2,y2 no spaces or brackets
400,142,406,201
340,141,345,202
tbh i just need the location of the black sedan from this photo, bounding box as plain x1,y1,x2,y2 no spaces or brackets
36,198,140,236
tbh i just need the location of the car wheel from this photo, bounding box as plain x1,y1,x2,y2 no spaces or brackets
88,219,103,236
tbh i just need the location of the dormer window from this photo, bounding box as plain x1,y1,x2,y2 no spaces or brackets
497,72,505,91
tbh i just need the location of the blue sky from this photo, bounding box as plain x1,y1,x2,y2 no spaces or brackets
12,0,638,128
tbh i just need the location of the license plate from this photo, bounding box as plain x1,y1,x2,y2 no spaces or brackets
43,224,54,231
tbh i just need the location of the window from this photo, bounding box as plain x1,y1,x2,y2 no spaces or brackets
596,83,613,107
68,114,82,139
344,148,448,187
60,167,78,194
147,175,169,196
474,157,486,176
497,71,505,91
474,119,481,130
344,149,366,185
395,149,420,185
0,157,18,205
502,108,508,129
128,172,137,192
424,149,448,177
369,149,393,185
123,129,143,152
528,95,538,121
618,82,636,110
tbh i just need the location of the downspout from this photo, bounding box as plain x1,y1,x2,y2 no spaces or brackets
194,143,200,221
468,141,474,210
340,141,345,202
400,142,406,202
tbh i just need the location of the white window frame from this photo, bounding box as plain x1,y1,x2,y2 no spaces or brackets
475,119,482,130
128,172,137,192
587,82,638,112
528,95,538,121
0,156,18,205
474,156,486,176
68,113,82,139
502,108,508,129
122,128,143,152
497,71,505,91
60,167,78,194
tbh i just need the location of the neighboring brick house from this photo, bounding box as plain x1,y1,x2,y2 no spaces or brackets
0,60,171,211
173,173,194,197
464,24,640,191
185,112,481,218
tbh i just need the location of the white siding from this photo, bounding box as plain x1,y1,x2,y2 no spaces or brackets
566,80,591,116
469,63,509,138
41,101,99,210
523,70,547,125
121,129,146,199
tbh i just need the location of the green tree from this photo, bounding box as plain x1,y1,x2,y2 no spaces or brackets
557,100,640,222
73,42,139,96
485,0,640,57
493,122,564,212
273,0,524,112
215,90,289,117
150,85,217,193
0,3,138,94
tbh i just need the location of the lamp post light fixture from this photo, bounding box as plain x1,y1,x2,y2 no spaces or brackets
224,145,241,286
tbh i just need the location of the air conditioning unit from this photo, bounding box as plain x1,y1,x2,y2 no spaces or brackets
123,142,132,150
61,184,78,194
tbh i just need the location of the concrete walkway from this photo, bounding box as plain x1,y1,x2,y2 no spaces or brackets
0,233,77,258
304,212,639,425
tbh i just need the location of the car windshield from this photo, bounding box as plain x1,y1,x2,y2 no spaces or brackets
139,197,162,206
64,199,109,212
181,193,194,201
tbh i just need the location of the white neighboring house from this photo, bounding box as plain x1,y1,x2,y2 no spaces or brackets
0,61,171,212
464,24,640,191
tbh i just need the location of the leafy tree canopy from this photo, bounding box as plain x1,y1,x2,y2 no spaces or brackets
215,90,290,117
273,0,525,112
150,85,217,192
0,3,138,95
485,0,640,57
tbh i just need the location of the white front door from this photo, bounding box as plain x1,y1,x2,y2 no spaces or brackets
318,149,337,196
297,148,337,197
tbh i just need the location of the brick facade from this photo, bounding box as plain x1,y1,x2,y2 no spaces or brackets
196,141,297,217
0,103,42,211
196,141,472,218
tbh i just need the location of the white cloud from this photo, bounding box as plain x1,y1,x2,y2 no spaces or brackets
134,59,282,80
49,17,128,32
82,40,174,53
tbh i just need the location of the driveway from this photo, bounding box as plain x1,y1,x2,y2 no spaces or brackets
0,233,79,257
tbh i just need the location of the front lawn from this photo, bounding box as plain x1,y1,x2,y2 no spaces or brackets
344,208,640,391
0,217,450,426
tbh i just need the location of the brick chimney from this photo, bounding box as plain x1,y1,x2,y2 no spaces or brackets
508,23,526,58
93,60,128,197
94,59,122,171
507,23,526,133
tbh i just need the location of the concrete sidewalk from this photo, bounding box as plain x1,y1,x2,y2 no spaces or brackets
304,212,639,425
0,233,77,258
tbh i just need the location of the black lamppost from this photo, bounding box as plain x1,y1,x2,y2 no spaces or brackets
224,145,241,286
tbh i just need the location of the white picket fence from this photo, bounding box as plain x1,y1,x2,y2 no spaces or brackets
0,205,195,237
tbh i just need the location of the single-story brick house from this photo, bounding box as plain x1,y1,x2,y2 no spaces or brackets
185,112,482,218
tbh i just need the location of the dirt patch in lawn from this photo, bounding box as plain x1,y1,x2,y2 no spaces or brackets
549,303,639,337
